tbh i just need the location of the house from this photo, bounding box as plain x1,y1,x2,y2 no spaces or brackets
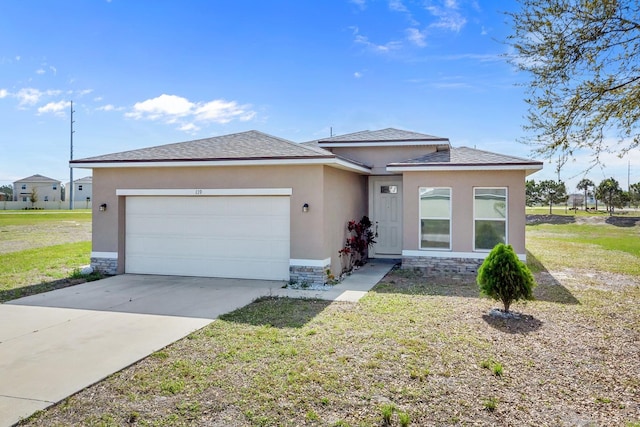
65,176,93,203
13,174,62,203
70,129,542,284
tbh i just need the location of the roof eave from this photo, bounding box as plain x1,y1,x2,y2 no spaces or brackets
318,140,450,148
386,163,544,173
70,157,372,174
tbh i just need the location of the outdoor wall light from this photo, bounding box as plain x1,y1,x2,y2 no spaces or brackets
302,203,309,213
99,203,107,212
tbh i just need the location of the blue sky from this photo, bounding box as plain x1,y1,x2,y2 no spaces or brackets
1,0,637,191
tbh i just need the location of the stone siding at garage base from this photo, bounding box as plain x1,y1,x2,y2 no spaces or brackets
402,256,484,275
289,263,330,287
91,257,118,275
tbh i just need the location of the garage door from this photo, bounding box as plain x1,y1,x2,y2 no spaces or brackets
125,195,290,280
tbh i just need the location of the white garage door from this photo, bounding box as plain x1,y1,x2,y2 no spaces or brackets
125,196,290,280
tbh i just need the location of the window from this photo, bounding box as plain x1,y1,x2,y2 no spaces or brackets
44,196,49,202
22,197,27,202
381,185,398,194
21,184,26,190
78,185,83,191
474,188,507,251
52,185,57,190
419,187,451,249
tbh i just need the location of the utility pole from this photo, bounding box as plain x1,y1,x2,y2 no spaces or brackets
69,101,75,210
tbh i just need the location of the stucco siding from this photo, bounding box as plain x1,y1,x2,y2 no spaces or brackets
330,146,437,174
402,170,527,255
91,165,327,271
322,166,368,276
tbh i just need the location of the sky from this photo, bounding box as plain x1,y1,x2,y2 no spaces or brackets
1,0,638,191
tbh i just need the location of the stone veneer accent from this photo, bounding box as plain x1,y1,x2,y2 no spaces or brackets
91,257,118,275
402,255,484,275
289,263,330,287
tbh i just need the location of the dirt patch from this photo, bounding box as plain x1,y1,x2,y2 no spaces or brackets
19,268,640,427
0,220,91,254
527,214,640,226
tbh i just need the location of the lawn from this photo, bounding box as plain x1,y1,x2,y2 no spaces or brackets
16,216,640,426
0,210,94,301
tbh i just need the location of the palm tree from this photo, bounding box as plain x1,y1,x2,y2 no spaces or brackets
576,178,594,211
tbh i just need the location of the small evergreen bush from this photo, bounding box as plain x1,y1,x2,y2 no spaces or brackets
477,243,536,312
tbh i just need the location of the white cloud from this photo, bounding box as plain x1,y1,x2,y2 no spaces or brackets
14,88,62,107
37,100,70,116
76,89,94,97
355,34,402,53
354,71,363,78
389,0,408,12
16,88,43,106
96,104,122,112
126,94,257,131
351,0,366,9
15,56,20,61
179,123,199,132
425,1,467,32
194,99,256,123
127,94,193,120
49,66,57,75
0,89,7,98
36,68,46,75
406,28,427,47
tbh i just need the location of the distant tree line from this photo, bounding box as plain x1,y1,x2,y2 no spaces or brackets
526,178,640,215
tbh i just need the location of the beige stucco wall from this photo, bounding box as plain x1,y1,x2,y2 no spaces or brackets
401,169,527,254
329,146,438,174
322,166,368,275
13,182,61,203
91,164,366,272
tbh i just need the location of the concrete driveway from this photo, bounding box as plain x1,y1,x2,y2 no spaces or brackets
0,275,283,427
0,260,394,426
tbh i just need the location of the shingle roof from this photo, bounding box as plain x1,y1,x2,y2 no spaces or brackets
388,146,543,167
14,174,60,183
316,128,449,143
71,130,336,164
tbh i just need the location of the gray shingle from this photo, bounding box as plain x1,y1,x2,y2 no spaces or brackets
72,130,335,163
315,128,448,143
14,174,60,183
389,146,543,167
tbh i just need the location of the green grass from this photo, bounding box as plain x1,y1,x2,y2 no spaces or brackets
15,216,640,426
0,210,93,301
527,222,640,275
0,242,91,299
0,210,91,226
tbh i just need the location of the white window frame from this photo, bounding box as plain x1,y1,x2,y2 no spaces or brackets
419,187,452,251
473,187,508,252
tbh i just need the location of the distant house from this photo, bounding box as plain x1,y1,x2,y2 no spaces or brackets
13,174,62,203
65,176,93,203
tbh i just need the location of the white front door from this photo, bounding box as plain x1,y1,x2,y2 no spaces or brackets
369,177,403,256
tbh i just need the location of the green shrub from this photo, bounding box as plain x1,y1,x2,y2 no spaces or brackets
477,243,536,312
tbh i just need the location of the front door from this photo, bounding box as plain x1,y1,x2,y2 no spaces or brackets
370,177,403,256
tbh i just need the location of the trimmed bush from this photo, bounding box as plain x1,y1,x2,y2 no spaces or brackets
477,243,536,312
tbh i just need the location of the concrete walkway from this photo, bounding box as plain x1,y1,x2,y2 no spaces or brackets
0,260,395,426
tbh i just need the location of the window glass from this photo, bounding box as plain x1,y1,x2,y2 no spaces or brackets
381,185,398,194
419,187,451,249
474,188,507,250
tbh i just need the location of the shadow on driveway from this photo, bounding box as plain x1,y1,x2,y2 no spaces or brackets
5,274,285,320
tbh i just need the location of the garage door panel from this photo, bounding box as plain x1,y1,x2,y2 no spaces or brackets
125,196,290,281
